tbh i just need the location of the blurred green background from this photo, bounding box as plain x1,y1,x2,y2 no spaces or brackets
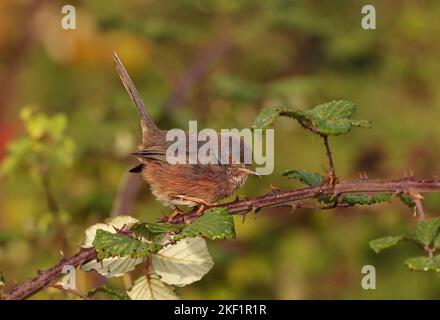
2,0,440,299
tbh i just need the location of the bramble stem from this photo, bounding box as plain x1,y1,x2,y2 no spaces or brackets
4,176,440,300
321,135,336,181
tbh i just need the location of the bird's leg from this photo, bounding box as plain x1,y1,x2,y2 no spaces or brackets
195,204,206,216
175,195,214,216
168,207,183,222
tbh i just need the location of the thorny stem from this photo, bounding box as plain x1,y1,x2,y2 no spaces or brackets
321,135,336,183
4,176,440,300
3,247,96,300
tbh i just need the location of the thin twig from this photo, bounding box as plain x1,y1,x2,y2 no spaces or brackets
321,135,336,182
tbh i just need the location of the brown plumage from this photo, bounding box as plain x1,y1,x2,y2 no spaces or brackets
113,53,254,213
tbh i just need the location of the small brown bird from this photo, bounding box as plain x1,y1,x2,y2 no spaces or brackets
113,53,256,219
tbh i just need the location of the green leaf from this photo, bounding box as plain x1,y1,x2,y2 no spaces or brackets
92,229,161,260
252,100,371,136
88,286,130,300
369,235,404,253
251,106,283,129
416,218,440,246
174,208,235,241
282,169,323,186
405,255,440,272
342,193,392,206
130,222,184,240
397,193,416,213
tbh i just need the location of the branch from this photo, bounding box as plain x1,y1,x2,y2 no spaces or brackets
4,247,96,300
4,176,440,300
321,135,336,181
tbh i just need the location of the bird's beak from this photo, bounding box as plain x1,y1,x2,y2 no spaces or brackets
239,168,261,178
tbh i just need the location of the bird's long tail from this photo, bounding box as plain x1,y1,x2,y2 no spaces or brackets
113,52,158,141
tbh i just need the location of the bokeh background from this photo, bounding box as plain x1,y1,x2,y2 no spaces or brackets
1,0,440,299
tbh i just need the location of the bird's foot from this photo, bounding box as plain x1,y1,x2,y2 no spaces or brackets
175,195,213,207
195,204,207,216
168,207,184,223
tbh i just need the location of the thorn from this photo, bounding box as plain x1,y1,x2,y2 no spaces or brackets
410,192,424,201
290,203,297,214
251,206,260,218
59,249,64,257
269,185,282,195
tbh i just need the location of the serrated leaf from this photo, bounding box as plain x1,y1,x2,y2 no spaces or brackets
81,217,144,277
82,216,140,248
251,106,283,129
342,193,392,206
130,222,184,240
416,218,440,246
82,223,116,248
152,237,214,286
93,229,160,260
397,193,416,213
252,100,371,136
88,286,130,300
405,255,440,272
282,169,323,186
174,208,235,241
127,275,179,300
369,235,404,253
